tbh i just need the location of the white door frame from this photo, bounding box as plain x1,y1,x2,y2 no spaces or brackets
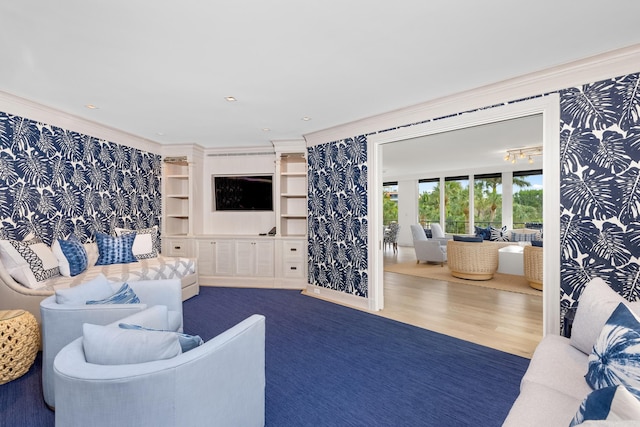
368,94,561,336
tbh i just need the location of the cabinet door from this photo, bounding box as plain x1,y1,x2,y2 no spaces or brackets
254,241,274,277
195,240,215,276
234,240,274,277
213,240,234,276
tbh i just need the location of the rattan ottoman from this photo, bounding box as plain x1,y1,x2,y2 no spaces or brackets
0,309,40,384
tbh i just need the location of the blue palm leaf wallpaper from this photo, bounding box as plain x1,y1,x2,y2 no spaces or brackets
0,111,161,246
307,136,368,297
307,71,640,330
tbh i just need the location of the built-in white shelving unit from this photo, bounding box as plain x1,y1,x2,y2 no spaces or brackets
164,158,191,236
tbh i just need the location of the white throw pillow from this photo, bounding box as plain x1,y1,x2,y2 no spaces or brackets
82,323,182,365
114,226,159,259
0,237,60,289
571,278,634,354
55,274,113,305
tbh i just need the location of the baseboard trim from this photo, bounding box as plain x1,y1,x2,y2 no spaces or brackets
303,285,369,311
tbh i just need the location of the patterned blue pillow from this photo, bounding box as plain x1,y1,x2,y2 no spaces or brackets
86,283,140,304
569,385,640,426
95,232,138,265
57,235,88,276
453,235,483,243
474,226,491,240
489,226,509,242
118,323,204,352
586,303,640,392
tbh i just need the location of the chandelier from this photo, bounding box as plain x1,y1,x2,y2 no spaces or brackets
503,146,543,164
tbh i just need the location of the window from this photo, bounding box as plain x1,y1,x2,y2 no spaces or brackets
444,176,468,234
513,170,543,228
418,179,439,226
474,173,502,229
383,182,398,226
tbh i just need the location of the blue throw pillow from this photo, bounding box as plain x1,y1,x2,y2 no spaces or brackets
585,303,640,392
474,226,491,240
453,235,483,243
531,240,543,247
95,232,138,265
57,235,88,276
86,282,140,304
118,323,204,352
569,385,640,426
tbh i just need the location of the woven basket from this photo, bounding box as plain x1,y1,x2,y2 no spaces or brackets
0,310,40,384
524,245,543,290
446,241,499,281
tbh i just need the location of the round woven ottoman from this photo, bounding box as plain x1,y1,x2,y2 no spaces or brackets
0,310,40,384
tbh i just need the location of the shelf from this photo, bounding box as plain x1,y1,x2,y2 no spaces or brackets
166,194,189,199
281,214,306,219
281,172,306,177
167,214,190,219
166,174,189,179
281,193,306,198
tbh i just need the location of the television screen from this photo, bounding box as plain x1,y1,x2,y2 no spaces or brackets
213,175,273,211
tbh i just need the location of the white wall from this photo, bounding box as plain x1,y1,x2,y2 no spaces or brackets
396,179,418,246
201,151,277,236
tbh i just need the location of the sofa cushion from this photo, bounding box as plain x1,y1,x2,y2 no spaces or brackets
0,236,60,289
502,381,582,427
114,226,159,260
453,235,483,242
586,303,640,393
572,278,628,355
86,282,140,305
95,232,138,266
52,235,88,277
474,226,491,240
82,323,182,365
569,385,640,426
118,323,203,352
54,274,113,305
521,334,593,400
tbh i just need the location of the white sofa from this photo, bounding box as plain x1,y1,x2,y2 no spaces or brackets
40,277,184,409
503,278,640,426
0,240,198,324
54,308,266,427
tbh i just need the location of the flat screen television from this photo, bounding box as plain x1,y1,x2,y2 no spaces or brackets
212,175,274,211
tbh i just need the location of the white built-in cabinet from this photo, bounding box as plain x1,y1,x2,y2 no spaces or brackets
161,142,307,289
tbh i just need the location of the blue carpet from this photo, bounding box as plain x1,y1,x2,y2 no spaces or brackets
0,287,529,426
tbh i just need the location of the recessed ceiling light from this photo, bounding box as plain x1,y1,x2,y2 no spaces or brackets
262,128,271,132
156,132,165,136
85,104,99,109
302,116,311,121
225,96,237,102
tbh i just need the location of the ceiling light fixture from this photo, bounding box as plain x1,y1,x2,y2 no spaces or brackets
302,116,311,121
503,146,542,164
225,96,237,102
85,104,98,109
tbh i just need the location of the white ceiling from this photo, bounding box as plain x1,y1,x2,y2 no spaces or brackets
1,1,639,150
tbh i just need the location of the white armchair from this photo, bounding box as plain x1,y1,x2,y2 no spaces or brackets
40,275,183,409
410,225,447,266
53,308,265,427
428,223,453,247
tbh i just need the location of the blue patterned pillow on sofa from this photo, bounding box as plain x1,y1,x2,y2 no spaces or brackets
55,235,88,277
569,385,640,426
95,232,138,265
585,303,640,392
490,226,509,242
86,282,140,305
474,226,491,240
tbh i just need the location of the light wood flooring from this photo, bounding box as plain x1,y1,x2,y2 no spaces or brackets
377,245,543,359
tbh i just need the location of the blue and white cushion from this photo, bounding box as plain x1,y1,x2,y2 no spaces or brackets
52,235,88,277
586,303,640,392
114,226,159,260
489,226,509,242
569,385,640,426
0,236,60,289
95,232,138,265
86,282,140,304
118,323,204,352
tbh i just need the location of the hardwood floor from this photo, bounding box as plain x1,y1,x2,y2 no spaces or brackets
377,245,543,359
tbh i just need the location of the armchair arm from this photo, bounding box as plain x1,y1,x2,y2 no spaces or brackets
118,279,183,319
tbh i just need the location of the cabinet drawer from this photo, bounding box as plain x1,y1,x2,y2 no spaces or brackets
282,261,304,278
167,240,188,257
282,241,305,260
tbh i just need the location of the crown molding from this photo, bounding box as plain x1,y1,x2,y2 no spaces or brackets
0,90,161,154
305,43,640,146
